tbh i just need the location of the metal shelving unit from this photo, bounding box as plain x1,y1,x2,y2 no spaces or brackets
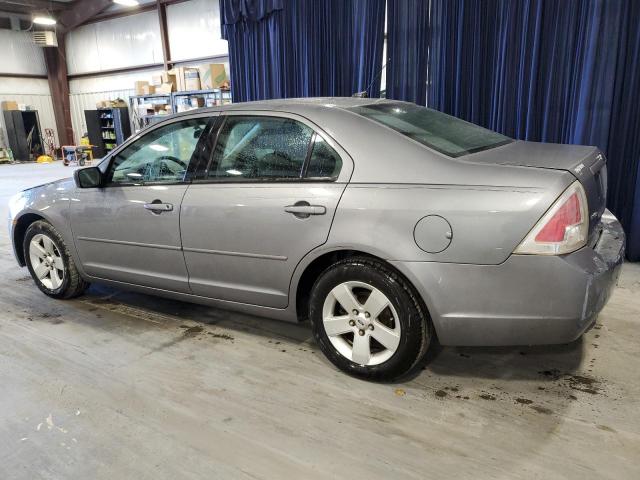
129,93,173,133
129,89,232,134
172,88,232,113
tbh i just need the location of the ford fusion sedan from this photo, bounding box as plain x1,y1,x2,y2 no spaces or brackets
8,98,625,380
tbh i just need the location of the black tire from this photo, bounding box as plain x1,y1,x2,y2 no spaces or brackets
23,220,90,299
309,256,431,381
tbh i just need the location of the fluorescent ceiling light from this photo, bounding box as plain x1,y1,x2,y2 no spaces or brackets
114,0,140,6
33,16,56,25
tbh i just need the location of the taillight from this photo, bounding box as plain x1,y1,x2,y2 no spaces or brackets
514,181,589,255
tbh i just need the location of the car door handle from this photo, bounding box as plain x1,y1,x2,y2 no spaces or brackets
285,202,326,218
144,201,173,213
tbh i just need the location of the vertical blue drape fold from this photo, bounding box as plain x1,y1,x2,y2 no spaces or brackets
385,0,429,104
387,0,640,260
220,0,385,103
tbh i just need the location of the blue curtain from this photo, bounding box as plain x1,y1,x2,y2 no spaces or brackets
386,0,640,260
220,0,385,102
385,0,429,104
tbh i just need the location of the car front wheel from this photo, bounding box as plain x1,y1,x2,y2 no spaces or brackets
309,257,431,380
24,220,89,299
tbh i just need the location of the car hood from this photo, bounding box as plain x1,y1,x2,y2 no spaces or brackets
21,176,75,193
467,140,603,176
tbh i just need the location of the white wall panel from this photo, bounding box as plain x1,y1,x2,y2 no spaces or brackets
66,11,163,75
0,78,58,150
167,0,228,61
0,30,46,76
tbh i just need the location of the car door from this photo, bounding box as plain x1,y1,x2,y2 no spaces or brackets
70,115,213,292
180,112,353,308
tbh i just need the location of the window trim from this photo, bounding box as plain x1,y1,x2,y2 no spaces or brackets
194,113,344,185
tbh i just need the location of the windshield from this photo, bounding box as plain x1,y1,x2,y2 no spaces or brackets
349,102,512,157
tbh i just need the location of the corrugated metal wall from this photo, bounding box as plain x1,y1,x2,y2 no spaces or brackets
69,70,163,143
0,29,46,76
0,30,57,150
0,79,58,150
1,0,232,150
65,1,230,144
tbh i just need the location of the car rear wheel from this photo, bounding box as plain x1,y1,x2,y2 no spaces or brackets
309,256,431,380
24,220,89,299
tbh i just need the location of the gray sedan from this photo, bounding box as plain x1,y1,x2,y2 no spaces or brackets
8,98,625,380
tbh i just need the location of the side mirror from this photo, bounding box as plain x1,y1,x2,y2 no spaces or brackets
74,166,103,188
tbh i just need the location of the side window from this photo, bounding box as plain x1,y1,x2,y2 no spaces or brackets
209,116,313,180
107,118,207,185
305,135,342,180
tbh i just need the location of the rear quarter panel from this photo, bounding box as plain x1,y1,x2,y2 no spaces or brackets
328,178,573,265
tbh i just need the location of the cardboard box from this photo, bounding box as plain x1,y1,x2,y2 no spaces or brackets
156,83,174,94
184,68,201,91
1,100,18,111
134,80,149,96
151,74,163,87
198,64,228,89
162,71,176,85
168,67,186,91
190,97,205,108
142,84,156,95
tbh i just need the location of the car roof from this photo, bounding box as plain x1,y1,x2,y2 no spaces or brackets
169,97,402,118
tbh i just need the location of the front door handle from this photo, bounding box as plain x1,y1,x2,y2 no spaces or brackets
285,201,326,219
144,200,173,214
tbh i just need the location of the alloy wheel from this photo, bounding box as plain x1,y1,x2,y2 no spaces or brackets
29,233,65,290
322,281,401,366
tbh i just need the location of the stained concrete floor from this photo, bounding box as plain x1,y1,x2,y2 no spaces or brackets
0,161,639,479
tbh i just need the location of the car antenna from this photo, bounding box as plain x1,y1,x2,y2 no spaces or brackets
352,58,390,98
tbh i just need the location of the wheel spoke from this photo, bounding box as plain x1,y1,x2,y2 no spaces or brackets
331,284,360,313
49,270,61,289
323,315,352,337
52,255,64,270
371,321,400,351
42,236,55,254
33,261,49,279
363,288,390,320
30,240,47,259
351,333,371,365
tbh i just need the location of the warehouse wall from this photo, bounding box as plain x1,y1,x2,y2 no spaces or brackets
65,11,164,76
0,29,46,76
69,69,163,143
65,0,230,144
0,29,58,148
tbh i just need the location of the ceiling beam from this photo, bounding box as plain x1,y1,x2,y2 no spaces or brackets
56,0,113,32
0,0,68,12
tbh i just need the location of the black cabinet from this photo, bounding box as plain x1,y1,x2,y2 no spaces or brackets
2,110,44,161
85,107,131,158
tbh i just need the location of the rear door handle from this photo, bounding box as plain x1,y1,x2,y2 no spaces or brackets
285,202,326,218
144,200,173,213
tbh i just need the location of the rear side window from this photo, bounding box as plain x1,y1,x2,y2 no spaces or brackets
305,136,342,179
349,102,512,157
209,116,313,180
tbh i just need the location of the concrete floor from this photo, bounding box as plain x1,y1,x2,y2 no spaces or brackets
1,161,639,479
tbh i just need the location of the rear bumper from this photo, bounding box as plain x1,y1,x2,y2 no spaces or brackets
392,210,625,346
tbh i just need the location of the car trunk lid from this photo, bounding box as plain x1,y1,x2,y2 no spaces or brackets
469,140,607,242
